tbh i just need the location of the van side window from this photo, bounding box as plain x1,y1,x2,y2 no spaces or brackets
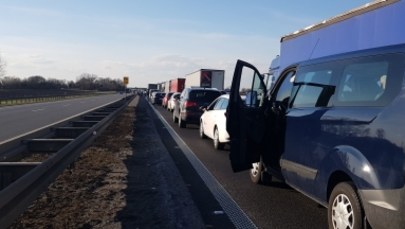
290,68,335,108
332,53,405,108
274,70,295,106
338,61,388,103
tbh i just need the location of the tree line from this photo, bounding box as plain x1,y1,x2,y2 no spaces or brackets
0,57,125,91
0,74,125,91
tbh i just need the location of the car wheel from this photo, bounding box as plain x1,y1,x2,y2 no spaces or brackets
328,182,363,229
179,117,186,128
172,111,178,123
213,127,224,150
199,122,207,139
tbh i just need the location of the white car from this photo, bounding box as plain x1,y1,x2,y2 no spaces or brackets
199,94,229,149
167,92,180,112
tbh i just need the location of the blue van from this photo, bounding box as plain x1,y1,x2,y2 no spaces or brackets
226,44,405,229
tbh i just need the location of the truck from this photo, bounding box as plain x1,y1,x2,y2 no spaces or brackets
169,78,185,92
227,1,405,228
273,0,405,76
185,69,224,90
163,81,171,93
147,83,158,90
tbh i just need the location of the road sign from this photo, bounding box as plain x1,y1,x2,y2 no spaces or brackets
123,76,129,85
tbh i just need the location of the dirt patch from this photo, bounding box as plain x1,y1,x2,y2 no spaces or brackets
9,96,204,229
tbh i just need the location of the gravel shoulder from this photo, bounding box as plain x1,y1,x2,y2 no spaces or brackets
10,95,205,229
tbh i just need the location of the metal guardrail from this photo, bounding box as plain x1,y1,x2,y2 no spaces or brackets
0,89,114,107
0,96,133,227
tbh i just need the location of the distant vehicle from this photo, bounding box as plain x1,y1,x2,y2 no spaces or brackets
185,69,225,90
172,88,221,128
167,92,180,112
226,1,405,228
162,92,173,108
151,92,165,105
148,89,160,101
199,94,229,150
170,78,186,93
147,83,158,90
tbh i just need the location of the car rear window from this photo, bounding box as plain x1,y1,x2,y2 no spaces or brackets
189,90,221,103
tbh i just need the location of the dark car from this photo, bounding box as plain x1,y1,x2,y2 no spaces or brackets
151,92,165,105
173,88,221,128
227,44,405,229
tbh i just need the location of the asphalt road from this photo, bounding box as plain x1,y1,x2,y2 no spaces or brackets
150,100,328,229
0,94,126,144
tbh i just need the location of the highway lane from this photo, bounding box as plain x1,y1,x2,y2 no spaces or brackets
0,94,126,144
151,102,328,229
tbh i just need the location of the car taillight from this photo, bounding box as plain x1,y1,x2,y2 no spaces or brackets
184,101,198,108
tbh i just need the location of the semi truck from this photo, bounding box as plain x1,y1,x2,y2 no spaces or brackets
169,78,185,92
163,81,171,93
227,0,405,228
147,83,158,90
270,0,405,77
185,69,225,90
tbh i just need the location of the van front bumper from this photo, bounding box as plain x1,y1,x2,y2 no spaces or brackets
360,187,405,229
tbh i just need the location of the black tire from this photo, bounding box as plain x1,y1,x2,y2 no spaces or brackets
199,122,207,139
328,182,363,229
213,127,224,150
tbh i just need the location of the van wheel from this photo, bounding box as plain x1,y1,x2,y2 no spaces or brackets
213,127,223,150
328,182,363,229
199,122,207,139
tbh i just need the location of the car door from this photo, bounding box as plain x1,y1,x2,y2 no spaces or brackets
203,98,222,139
226,60,268,172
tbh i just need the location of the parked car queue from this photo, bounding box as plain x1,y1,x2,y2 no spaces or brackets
148,87,230,150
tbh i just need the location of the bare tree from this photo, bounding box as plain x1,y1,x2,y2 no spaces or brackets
76,73,98,90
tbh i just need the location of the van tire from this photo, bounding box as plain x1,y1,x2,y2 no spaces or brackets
328,182,363,229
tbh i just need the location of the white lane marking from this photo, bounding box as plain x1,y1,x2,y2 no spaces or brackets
32,108,45,112
63,104,71,107
148,101,257,229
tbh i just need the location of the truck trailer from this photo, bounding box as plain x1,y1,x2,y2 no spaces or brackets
271,0,405,76
147,83,158,90
185,69,225,90
169,78,185,92
227,1,405,228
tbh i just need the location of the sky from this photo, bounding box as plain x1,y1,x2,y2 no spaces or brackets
0,0,373,88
